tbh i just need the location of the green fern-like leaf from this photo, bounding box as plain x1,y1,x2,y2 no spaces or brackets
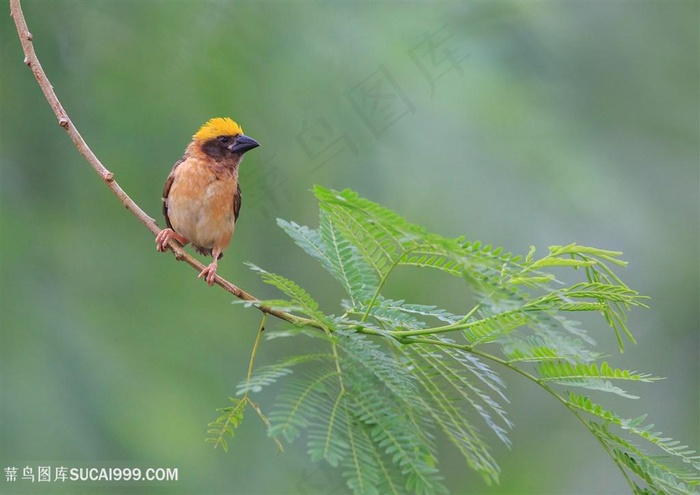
600,429,700,495
502,335,602,363
247,263,331,327
522,243,648,351
536,361,662,399
462,309,532,345
319,211,378,306
570,393,700,471
320,201,398,277
276,219,336,275
236,353,332,395
399,245,464,277
350,395,446,495
400,343,506,485
398,303,463,324
268,370,341,443
355,298,427,330
538,361,661,383
314,186,426,248
206,397,247,453
260,329,448,495
342,418,399,495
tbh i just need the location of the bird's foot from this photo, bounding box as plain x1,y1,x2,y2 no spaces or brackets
198,261,218,286
156,228,188,252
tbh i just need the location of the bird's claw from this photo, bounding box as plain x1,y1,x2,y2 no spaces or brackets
156,228,218,286
156,228,187,252
198,263,218,286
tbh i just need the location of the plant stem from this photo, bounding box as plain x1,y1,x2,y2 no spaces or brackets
387,303,481,338
360,249,415,323
245,313,268,386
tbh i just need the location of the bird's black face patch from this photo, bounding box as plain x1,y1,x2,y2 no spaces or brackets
201,135,238,159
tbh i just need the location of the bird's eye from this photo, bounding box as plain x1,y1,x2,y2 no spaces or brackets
218,136,230,144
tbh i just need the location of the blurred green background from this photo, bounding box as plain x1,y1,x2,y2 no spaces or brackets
1,1,698,494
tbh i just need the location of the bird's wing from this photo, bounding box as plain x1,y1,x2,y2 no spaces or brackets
234,181,242,221
162,156,186,229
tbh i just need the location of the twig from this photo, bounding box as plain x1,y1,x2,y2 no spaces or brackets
9,0,305,327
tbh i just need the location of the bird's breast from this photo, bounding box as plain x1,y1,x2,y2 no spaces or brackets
166,158,237,251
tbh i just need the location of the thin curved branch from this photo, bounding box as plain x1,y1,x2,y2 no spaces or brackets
9,0,306,328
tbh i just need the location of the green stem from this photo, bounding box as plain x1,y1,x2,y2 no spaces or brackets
244,313,268,391
360,250,415,323
387,302,482,338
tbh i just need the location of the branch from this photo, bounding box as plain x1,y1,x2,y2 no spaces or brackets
9,0,303,327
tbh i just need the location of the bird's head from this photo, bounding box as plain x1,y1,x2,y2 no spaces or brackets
193,117,260,159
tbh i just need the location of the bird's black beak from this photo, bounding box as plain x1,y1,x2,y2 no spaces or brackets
228,135,259,154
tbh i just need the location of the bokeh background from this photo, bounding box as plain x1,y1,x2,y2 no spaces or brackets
1,1,698,494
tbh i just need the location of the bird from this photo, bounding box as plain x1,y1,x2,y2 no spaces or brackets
155,117,259,286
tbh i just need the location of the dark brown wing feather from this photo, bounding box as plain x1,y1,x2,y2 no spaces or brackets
162,156,186,229
234,182,242,221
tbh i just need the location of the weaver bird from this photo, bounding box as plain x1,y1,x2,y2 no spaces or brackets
155,117,259,285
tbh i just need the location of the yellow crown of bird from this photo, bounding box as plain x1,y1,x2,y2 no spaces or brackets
193,117,244,141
